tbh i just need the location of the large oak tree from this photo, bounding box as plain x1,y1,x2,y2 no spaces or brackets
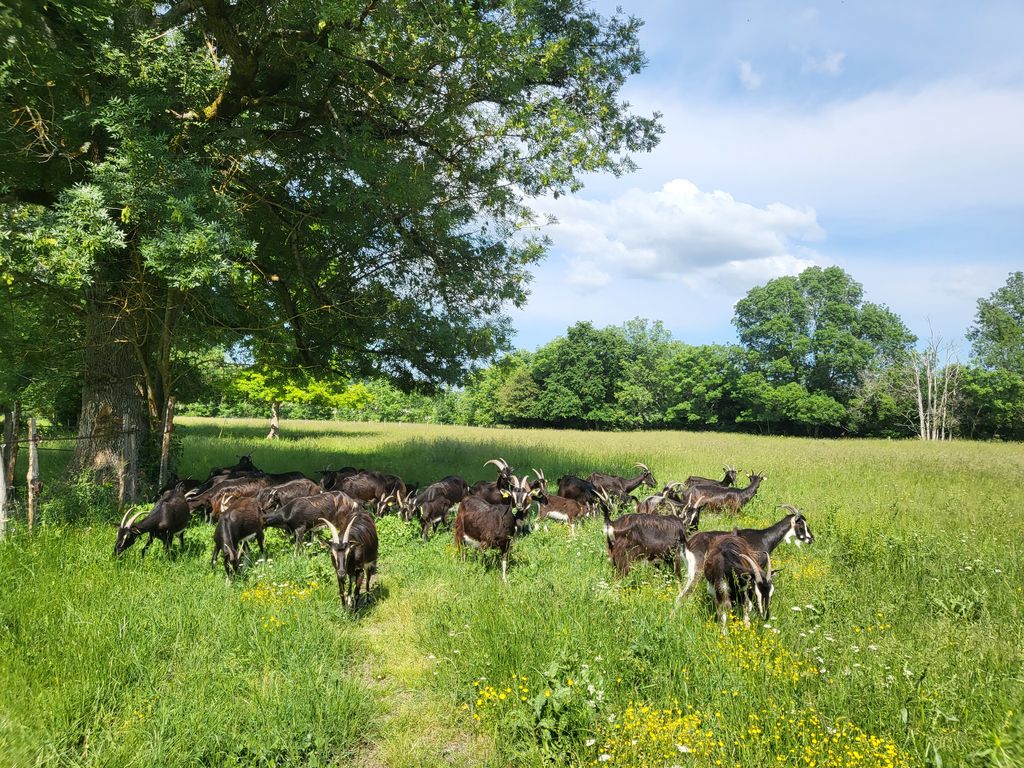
0,0,659,481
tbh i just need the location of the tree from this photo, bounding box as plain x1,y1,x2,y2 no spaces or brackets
906,333,961,441
231,368,370,437
1,0,659,484
733,266,914,405
967,272,1024,375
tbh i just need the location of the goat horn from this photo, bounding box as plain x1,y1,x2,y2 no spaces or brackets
119,508,134,528
776,504,800,515
738,552,764,578
123,509,146,530
667,481,686,490
634,463,650,472
532,468,544,480
484,458,509,471
320,518,341,543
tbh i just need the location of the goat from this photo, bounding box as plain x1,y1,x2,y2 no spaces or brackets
329,469,407,509
404,475,470,540
635,482,688,515
532,469,590,532
256,478,323,514
607,514,689,579
680,505,814,598
454,474,535,582
702,535,776,631
318,466,359,490
468,458,517,505
154,473,202,500
264,491,361,550
682,471,766,515
114,490,191,557
684,465,738,488
321,514,378,610
587,463,656,505
210,494,265,575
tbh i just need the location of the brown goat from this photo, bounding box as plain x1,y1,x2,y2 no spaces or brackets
321,514,378,610
702,535,775,631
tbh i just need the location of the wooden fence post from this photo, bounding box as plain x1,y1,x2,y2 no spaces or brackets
26,417,39,533
158,397,176,491
119,413,138,508
0,450,8,540
2,403,19,498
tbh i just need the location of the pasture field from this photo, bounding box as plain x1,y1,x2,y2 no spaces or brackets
1,418,1023,767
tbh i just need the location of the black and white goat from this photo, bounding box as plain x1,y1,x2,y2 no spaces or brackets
702,535,776,631
114,490,191,557
532,469,591,532
679,505,814,599
454,474,535,582
321,513,378,610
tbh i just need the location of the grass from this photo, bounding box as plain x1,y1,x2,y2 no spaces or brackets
2,417,1023,767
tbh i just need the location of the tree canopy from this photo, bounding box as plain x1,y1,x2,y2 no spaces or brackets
968,271,1024,375
0,0,660,478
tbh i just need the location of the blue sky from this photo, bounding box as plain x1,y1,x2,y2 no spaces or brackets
508,1,1024,352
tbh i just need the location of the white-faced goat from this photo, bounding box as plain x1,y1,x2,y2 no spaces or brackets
321,514,378,610
680,505,814,598
114,490,191,557
587,463,657,505
702,535,776,631
684,465,738,488
211,495,266,575
532,469,591,532
454,474,535,582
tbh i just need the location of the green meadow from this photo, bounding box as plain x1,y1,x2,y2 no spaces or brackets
1,418,1022,767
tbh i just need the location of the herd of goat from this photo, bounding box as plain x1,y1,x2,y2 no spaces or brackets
113,455,815,626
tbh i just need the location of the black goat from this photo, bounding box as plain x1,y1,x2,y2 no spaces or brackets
114,490,191,557
587,463,656,505
321,514,379,610
256,478,323,514
210,495,265,575
684,465,738,488
607,513,689,579
264,491,361,549
318,466,359,490
703,535,776,631
404,475,469,540
454,474,535,582
682,471,766,515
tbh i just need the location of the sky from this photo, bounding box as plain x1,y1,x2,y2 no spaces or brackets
507,0,1024,353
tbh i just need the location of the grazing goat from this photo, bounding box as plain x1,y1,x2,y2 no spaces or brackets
403,475,470,540
532,469,590,531
587,463,657,505
256,478,323,514
321,514,379,610
328,469,406,509
318,466,359,490
114,490,191,557
680,505,815,598
635,482,689,515
155,473,202,500
264,491,361,549
684,465,738,488
211,495,265,575
607,514,689,579
702,535,775,630
454,474,535,582
682,471,766,515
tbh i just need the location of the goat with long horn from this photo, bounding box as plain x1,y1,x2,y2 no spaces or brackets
114,489,191,557
321,511,378,610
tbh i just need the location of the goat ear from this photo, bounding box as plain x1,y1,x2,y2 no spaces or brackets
770,568,782,578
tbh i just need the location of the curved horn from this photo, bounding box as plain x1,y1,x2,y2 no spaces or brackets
737,552,765,578
320,518,341,543
532,468,545,481
123,509,146,530
634,463,650,472
667,481,686,490
119,508,134,528
484,458,510,471
776,504,800,515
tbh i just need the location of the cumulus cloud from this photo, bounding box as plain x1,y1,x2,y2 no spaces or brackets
535,179,823,290
736,60,764,90
803,50,846,75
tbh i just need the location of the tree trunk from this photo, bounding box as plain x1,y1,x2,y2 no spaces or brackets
2,403,19,497
66,286,150,487
267,401,281,439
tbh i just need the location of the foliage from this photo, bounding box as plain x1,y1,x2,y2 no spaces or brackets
967,271,1024,375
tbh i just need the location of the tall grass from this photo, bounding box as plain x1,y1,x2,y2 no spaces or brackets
2,418,1022,766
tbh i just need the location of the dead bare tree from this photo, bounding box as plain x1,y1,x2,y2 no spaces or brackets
907,331,961,441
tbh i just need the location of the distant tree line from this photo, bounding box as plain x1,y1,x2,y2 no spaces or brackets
167,267,1024,441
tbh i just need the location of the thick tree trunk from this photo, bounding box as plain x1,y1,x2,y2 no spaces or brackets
66,287,150,497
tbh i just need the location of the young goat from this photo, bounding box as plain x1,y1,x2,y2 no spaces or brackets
702,535,776,631
114,490,191,557
680,505,814,598
532,469,591,532
454,474,535,582
321,514,378,610
211,495,265,575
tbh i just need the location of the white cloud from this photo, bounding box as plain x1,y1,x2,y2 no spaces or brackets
536,179,823,290
803,50,846,75
736,60,763,90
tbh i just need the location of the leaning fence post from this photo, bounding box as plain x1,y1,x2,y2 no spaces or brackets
158,397,176,491
26,417,39,533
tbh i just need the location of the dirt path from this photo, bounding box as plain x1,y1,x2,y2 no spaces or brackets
349,578,491,768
